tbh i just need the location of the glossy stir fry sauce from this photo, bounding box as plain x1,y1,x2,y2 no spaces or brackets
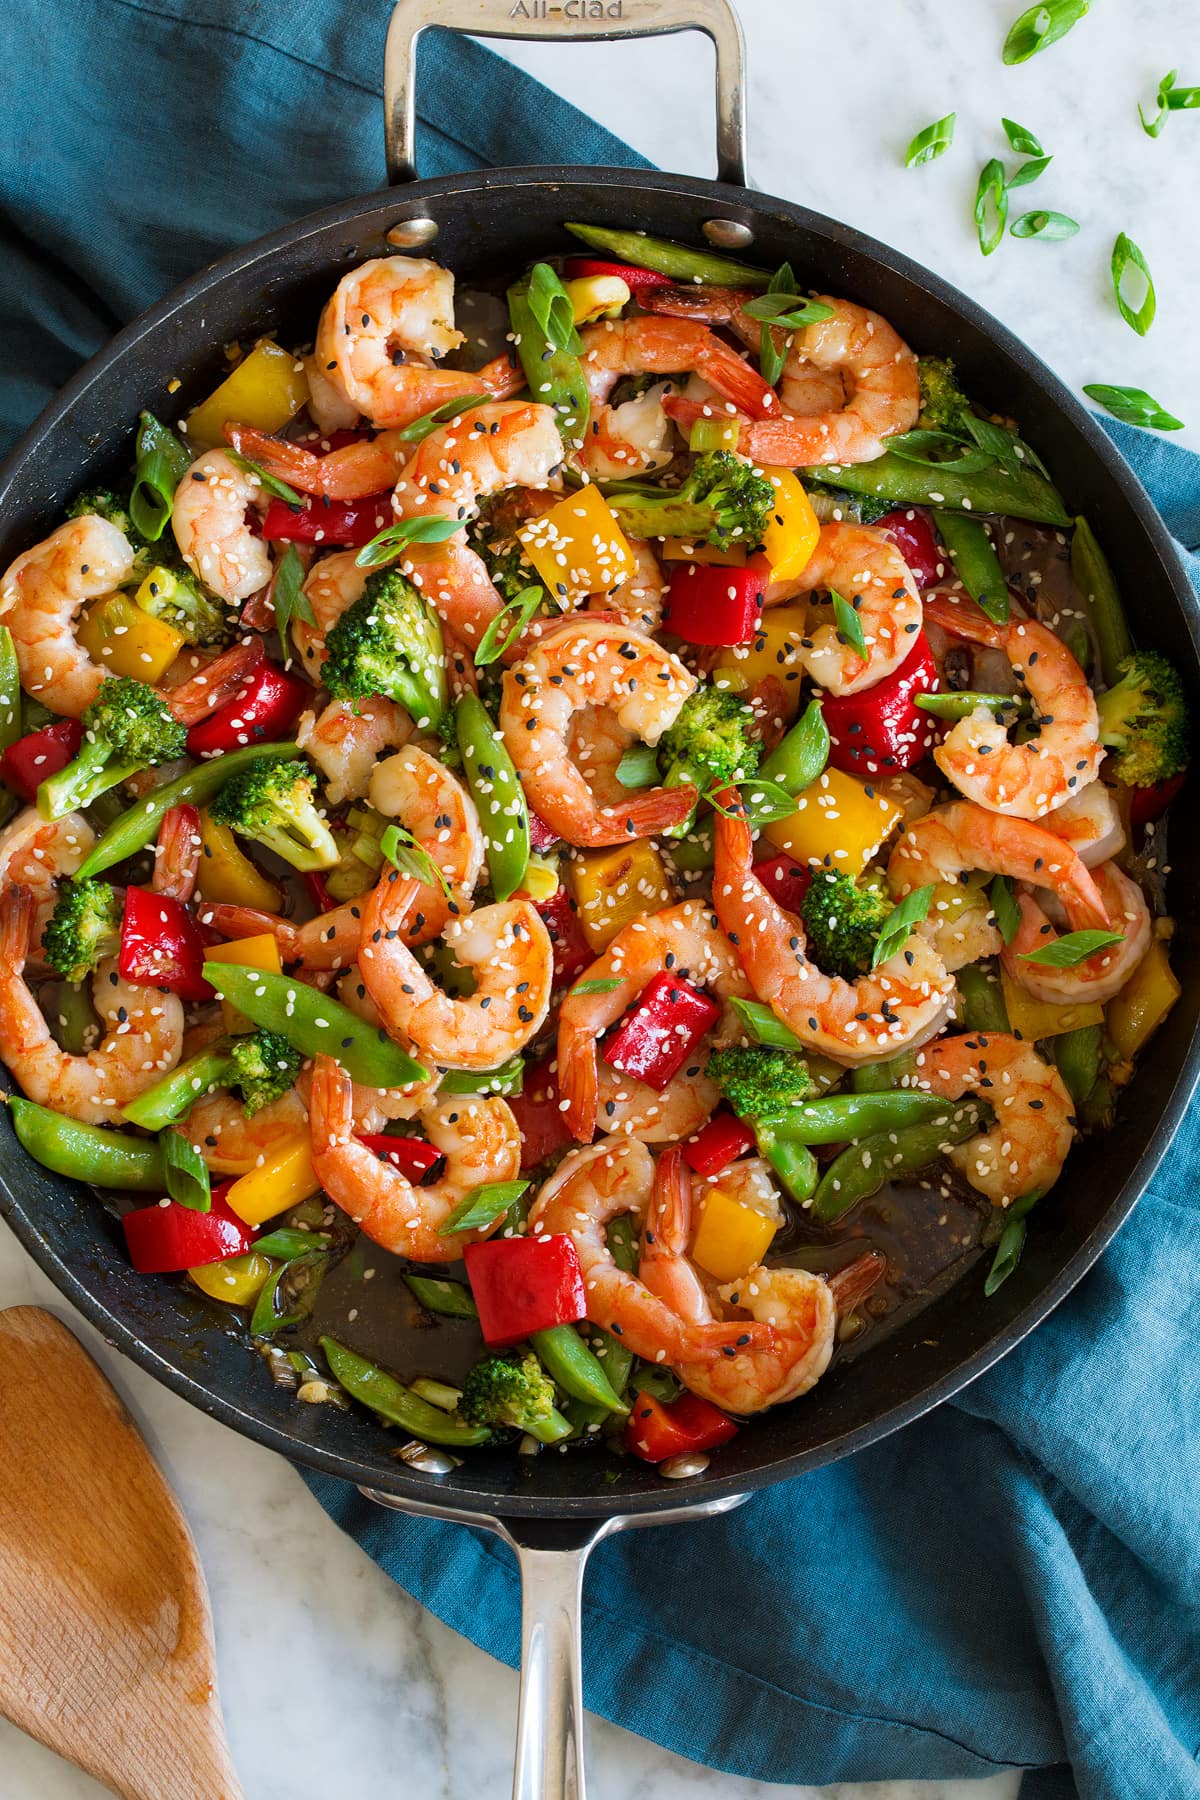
0,229,1186,1471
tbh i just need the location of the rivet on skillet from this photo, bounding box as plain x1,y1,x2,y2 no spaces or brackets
702,218,754,251
658,1451,711,1479
387,217,439,249
396,1438,458,1474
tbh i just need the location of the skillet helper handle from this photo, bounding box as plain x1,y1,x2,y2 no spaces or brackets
383,0,748,187
511,1539,592,1800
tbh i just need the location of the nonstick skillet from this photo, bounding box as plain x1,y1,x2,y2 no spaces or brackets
1,3,1198,1795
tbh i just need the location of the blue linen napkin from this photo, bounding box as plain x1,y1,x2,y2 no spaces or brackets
3,7,1199,1797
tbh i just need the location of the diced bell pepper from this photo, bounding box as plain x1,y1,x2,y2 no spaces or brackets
0,718,83,803
535,883,596,986
123,1189,256,1272
562,257,675,294
760,469,819,582
224,1134,320,1226
185,658,309,756
517,485,634,603
463,1233,588,1348
625,1390,738,1463
260,493,393,547
875,508,945,589
822,632,939,778
751,852,812,913
189,1250,276,1306
691,1184,778,1282
119,886,215,1003
566,838,676,953
1000,969,1104,1041
197,809,283,912
1105,936,1180,1060
357,1133,444,1181
712,603,808,721
763,767,904,876
662,561,765,646
186,338,309,450
508,1057,576,1171
602,970,719,1091
682,1110,758,1178
77,591,186,682
563,274,631,323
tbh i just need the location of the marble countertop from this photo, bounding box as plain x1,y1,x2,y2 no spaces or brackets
4,2,1194,1794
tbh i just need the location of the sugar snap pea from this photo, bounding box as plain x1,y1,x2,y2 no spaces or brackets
202,962,427,1087
455,693,530,902
803,451,1070,526
956,963,1011,1035
766,1090,955,1144
812,1099,990,1222
759,698,830,796
530,1324,628,1414
321,1336,491,1446
8,1096,165,1190
1053,1024,1102,1106
933,511,1010,624
1069,516,1132,686
404,1274,480,1320
563,222,771,291
916,690,1029,722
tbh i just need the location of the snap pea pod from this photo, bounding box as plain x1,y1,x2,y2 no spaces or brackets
933,511,1010,624
803,451,1071,527
666,816,715,872
77,740,303,880
1053,1024,1103,1107
753,1126,818,1204
849,1053,916,1094
765,1090,955,1144
250,1252,326,1338
531,1323,628,1415
202,961,427,1088
320,1336,492,1446
758,698,830,796
439,1056,524,1098
956,963,1011,1036
0,624,20,752
507,263,590,443
43,979,100,1056
253,1227,333,1260
404,1274,479,1319
563,222,771,291
1069,515,1132,686
455,693,530,902
916,690,1029,722
728,997,805,1050
812,1099,990,1222
8,1096,165,1190
983,1186,1045,1297
564,1216,640,1435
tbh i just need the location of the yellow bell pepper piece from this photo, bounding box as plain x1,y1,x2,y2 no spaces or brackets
566,839,676,953
691,1186,778,1282
760,469,819,583
197,809,283,913
186,338,309,451
76,591,186,683
516,856,561,904
517,485,634,603
712,603,808,721
660,539,747,567
188,1251,276,1307
225,1135,320,1227
1105,936,1180,1060
763,768,904,876
212,931,284,1034
565,275,631,324
999,970,1104,1042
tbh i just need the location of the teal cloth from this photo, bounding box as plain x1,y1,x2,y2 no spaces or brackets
3,7,1199,1797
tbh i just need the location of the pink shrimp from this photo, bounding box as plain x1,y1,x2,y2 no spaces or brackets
1000,861,1152,1007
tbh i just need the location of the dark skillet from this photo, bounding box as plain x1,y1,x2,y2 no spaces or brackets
0,3,1197,1792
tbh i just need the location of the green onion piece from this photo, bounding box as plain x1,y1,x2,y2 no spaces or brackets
1019,928,1124,967
397,395,490,443
1138,71,1200,136
1111,233,1156,336
1002,117,1045,155
616,745,660,789
689,418,737,453
380,823,452,900
983,1186,1044,1295
570,978,623,997
161,1129,211,1212
832,589,867,659
1002,0,1090,65
1011,211,1079,241
904,113,956,168
729,997,805,1050
871,885,934,970
129,412,192,542
562,222,771,291
474,585,546,669
439,1057,525,1097
975,159,1009,256
354,514,462,570
438,1179,530,1236
752,261,796,387
1069,515,1133,685
730,775,800,828
250,1252,326,1337
742,292,836,330
270,543,314,665
1082,383,1183,432
1007,155,1053,190
990,874,1022,945
253,1227,332,1260
225,451,302,507
0,624,21,753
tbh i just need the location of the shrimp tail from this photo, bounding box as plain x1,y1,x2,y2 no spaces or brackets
166,638,265,726
152,805,201,903
201,903,300,959
0,884,36,967
695,337,779,419
561,1037,599,1145
826,1250,888,1315
639,285,753,324
475,353,526,400
923,592,1005,649
223,424,326,490
308,1052,354,1160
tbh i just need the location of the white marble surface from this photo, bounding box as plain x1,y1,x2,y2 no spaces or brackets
10,2,1195,1794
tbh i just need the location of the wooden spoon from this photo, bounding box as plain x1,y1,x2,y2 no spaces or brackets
0,1305,245,1800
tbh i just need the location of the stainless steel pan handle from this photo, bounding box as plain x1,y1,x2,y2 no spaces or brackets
383,0,748,186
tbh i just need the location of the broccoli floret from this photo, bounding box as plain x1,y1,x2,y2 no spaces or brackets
136,561,233,647
458,1350,570,1444
225,1029,303,1114
917,357,974,437
802,480,894,526
801,869,893,979
608,450,774,550
1096,651,1189,787
41,879,123,982
66,488,147,552
38,678,187,820
660,685,761,788
469,525,544,609
322,567,448,728
123,1027,303,1132
210,755,338,873
707,1046,816,1120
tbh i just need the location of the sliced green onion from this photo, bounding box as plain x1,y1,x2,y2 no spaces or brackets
354,514,463,570
270,543,314,665
1002,0,1090,66
161,1129,211,1212
1007,155,1053,189
474,584,546,667
1019,928,1124,967
569,978,623,997
990,874,1022,946
872,885,934,970
975,160,1009,257
689,418,738,452
729,997,805,1051
832,589,867,659
226,451,302,507
1139,70,1200,137
1082,383,1183,431
253,1227,332,1260
1011,211,1079,241
904,113,956,168
1002,117,1045,155
439,1058,525,1097
1111,233,1156,336
438,1179,530,1236
397,395,490,443
380,823,452,900
129,412,192,542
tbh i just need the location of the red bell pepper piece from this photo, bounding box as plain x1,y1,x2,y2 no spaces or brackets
357,1133,444,1181
602,971,720,1091
508,1058,576,1172
662,562,766,647
185,658,310,756
751,852,812,913
875,508,945,590
260,492,394,547
464,1232,588,1348
682,1110,758,1178
822,631,939,778
562,257,676,294
119,886,215,1002
123,1186,257,1273
535,886,594,988
625,1390,739,1463
527,806,560,853
1129,770,1186,832
302,871,337,913
0,717,83,803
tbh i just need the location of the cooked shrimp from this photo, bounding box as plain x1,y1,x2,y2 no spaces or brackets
0,515,135,715
578,317,777,434
499,619,698,846
181,1087,311,1174
557,899,752,1140
171,450,273,603
202,899,367,974
1042,781,1125,866
785,521,923,697
1001,861,1152,1007
391,401,563,528
309,1054,520,1261
163,639,270,727
151,804,202,903
657,294,919,467
925,594,1103,818
294,549,369,669
911,1031,1074,1205
605,537,667,634
0,886,183,1125
0,808,94,957
595,1047,721,1143
294,535,507,664
360,868,553,1070
302,352,361,434
713,792,955,1065
225,425,414,505
578,380,678,481
313,256,522,430
367,744,485,942
297,696,419,805
529,1141,771,1363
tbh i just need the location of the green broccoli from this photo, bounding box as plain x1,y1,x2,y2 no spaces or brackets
458,1350,572,1444
322,567,448,728
705,1045,819,1203
917,357,974,436
123,1027,303,1132
135,561,233,647
210,755,338,873
469,525,544,609
607,450,774,549
1096,651,1189,787
41,879,123,982
802,480,894,526
801,870,893,980
660,684,761,788
66,488,148,555
38,678,187,820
